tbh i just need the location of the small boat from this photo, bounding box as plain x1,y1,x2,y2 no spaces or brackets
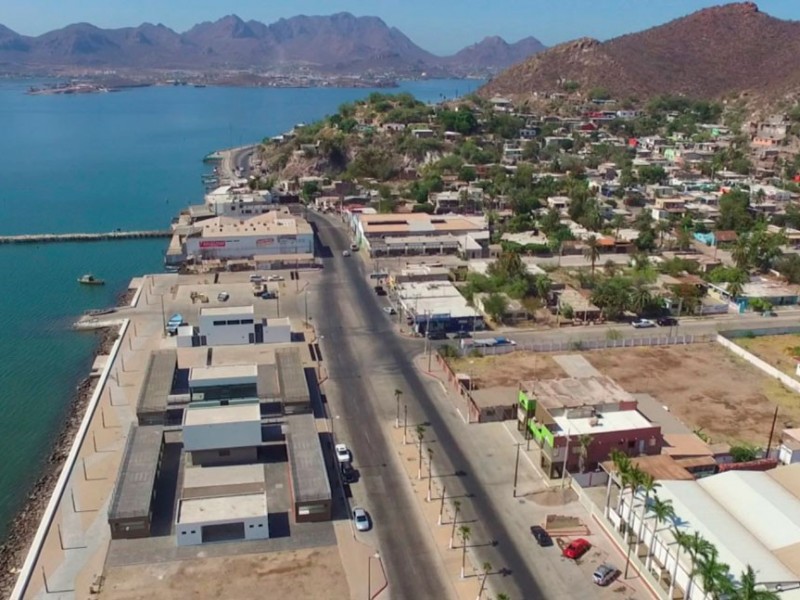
78,274,105,285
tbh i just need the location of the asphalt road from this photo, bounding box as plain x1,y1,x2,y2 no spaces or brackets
309,213,547,599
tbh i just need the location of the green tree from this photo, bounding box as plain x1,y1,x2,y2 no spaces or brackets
718,190,752,232
645,496,674,572
731,565,780,600
629,284,654,315
637,165,667,185
482,293,509,324
488,251,527,281
438,109,479,135
583,235,601,275
730,444,759,463
458,525,472,578
477,562,492,599
695,549,733,600
623,467,646,578
684,532,715,600
577,434,593,473
775,254,800,284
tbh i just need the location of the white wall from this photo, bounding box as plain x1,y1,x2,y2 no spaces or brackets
183,419,262,452
186,233,314,260
176,515,269,547
200,312,256,346
263,320,291,344
717,334,800,395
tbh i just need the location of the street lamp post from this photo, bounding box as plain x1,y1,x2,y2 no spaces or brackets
513,442,522,498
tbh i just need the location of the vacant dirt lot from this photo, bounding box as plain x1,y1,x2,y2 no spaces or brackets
448,344,800,445
99,547,349,600
736,334,800,378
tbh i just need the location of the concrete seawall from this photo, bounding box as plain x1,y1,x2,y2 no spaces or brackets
0,231,171,245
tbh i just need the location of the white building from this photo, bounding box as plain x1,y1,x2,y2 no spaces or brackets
184,210,314,261
189,364,259,401
199,306,257,346
182,400,262,466
204,185,275,218
176,464,269,546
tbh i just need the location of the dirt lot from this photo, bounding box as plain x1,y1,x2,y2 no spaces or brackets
448,344,800,445
99,547,349,600
736,334,800,378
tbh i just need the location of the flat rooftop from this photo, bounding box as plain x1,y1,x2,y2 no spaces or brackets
286,413,331,504
275,347,310,406
136,350,177,418
183,400,261,426
182,463,266,499
108,425,164,520
553,408,654,436
602,454,694,481
189,364,258,384
200,305,255,317
522,376,637,410
178,493,267,524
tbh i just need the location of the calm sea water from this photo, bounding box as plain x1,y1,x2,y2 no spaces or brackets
0,78,482,539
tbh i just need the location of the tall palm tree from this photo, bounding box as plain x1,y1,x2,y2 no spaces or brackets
577,434,593,473
623,468,646,578
685,532,715,600
612,214,626,238
477,562,492,599
458,525,472,578
636,473,660,550
605,449,631,517
695,549,732,600
656,220,672,248
416,424,425,480
732,565,780,600
726,269,749,302
629,284,654,316
645,496,674,572
669,528,692,600
584,234,601,275
732,236,751,271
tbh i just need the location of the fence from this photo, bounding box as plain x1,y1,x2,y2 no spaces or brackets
462,333,714,356
716,332,800,395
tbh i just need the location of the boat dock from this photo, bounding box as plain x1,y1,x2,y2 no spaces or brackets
0,230,171,245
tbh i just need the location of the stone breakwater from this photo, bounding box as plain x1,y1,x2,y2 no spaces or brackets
0,286,128,597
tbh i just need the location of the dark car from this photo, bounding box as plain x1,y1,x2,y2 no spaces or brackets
530,525,553,547
374,286,387,296
452,331,472,339
340,462,357,484
656,316,678,326
426,330,447,340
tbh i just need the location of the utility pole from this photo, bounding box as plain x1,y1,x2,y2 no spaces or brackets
426,311,433,371
395,389,402,428
561,429,572,489
403,404,408,445
513,442,522,498
427,447,434,502
438,484,446,525
766,406,779,459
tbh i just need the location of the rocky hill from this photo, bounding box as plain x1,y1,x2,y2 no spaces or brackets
480,2,800,102
0,13,545,75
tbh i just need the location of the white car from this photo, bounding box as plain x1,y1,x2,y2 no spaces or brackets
383,306,397,315
217,291,230,302
353,507,371,532
335,443,351,463
631,318,656,328
342,250,351,257
267,274,284,282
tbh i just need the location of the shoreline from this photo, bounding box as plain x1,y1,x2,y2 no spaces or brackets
0,288,133,598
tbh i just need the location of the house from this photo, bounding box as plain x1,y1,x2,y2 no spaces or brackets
411,128,435,139
518,376,662,478
778,428,800,466
557,288,602,322
489,96,514,112
473,292,530,324
546,195,571,211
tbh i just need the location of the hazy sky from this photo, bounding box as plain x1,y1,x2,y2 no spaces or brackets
3,0,800,55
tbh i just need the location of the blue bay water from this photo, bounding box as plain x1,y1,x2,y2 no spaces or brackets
0,78,482,539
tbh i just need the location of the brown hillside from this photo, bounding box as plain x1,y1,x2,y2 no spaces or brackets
480,2,800,102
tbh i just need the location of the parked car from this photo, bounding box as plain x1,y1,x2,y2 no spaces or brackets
592,563,617,586
426,330,447,340
452,331,472,339
631,318,655,328
267,274,284,282
656,316,678,326
342,250,351,257
350,243,358,251
562,538,591,560
166,313,184,336
249,274,263,284
335,443,351,463
340,462,357,484
374,285,387,296
761,310,777,317
217,291,230,302
383,306,397,315
261,290,278,300
352,507,371,531
530,525,553,547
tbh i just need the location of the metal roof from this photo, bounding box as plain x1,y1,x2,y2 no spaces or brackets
108,425,163,520
136,350,177,418
275,348,310,406
257,363,281,399
286,413,331,504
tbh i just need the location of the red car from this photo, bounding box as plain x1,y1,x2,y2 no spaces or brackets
562,538,591,560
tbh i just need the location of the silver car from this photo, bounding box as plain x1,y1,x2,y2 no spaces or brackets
593,563,616,586
353,507,371,531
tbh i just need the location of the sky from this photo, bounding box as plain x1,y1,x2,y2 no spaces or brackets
3,0,800,55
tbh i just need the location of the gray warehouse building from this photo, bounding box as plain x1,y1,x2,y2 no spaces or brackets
108,424,164,539
287,413,331,522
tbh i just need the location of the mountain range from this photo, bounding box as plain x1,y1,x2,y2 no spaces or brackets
481,2,800,103
0,13,545,75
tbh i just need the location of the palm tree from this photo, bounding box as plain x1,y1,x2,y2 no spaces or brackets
684,532,715,600
636,473,660,552
535,275,552,304
645,496,674,572
669,528,692,600
605,449,631,517
477,562,492,599
449,500,461,549
629,284,653,316
416,425,426,480
623,468,646,578
656,220,672,248
695,549,732,600
577,434,593,473
458,525,471,578
726,269,749,302
584,235,601,275
732,565,780,600
732,236,751,271
612,214,626,238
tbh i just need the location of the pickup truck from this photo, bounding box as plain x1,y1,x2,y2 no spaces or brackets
166,314,184,336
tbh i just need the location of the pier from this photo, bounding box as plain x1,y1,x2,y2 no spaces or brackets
0,230,172,245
